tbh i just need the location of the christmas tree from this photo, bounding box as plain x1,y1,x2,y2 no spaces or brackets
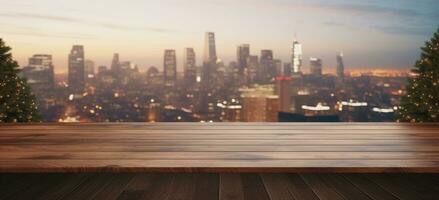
398,28,439,122
0,38,41,123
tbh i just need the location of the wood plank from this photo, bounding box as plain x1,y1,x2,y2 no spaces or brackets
260,174,295,200
2,139,437,146
131,173,175,200
1,159,439,173
193,174,219,200
36,173,90,200
3,151,439,161
287,174,320,200
319,174,372,200
220,174,244,200
299,174,345,200
3,144,439,152
5,133,439,140
1,173,439,199
0,123,439,173
9,174,68,200
366,174,425,200
61,173,114,200
0,174,45,199
167,174,196,200
116,173,156,200
91,173,134,200
371,174,439,200
241,174,270,200
343,174,398,200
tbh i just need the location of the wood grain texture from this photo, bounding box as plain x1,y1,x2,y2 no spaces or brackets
1,123,439,172
1,173,439,200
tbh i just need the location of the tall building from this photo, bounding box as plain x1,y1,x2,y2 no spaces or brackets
183,48,197,85
310,57,322,76
259,50,274,83
241,87,279,122
275,76,292,112
237,44,250,75
202,32,217,85
274,59,282,77
336,52,345,79
84,60,95,82
68,45,85,92
21,54,55,91
163,49,177,87
97,66,108,74
291,40,303,75
146,66,161,86
283,63,292,76
111,53,120,72
246,55,258,84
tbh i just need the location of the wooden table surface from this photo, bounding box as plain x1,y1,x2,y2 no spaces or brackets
1,123,439,173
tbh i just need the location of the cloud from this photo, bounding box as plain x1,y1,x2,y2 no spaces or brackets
0,23,97,39
323,21,432,36
316,3,422,18
0,12,83,23
0,12,175,33
2,30,97,39
98,23,176,33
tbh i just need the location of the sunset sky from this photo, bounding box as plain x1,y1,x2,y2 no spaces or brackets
0,0,438,73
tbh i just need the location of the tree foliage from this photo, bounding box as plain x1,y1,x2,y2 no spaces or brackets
0,38,40,122
398,28,439,122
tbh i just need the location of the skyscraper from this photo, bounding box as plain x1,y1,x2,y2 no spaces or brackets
273,59,282,77
183,48,196,85
111,53,120,72
291,40,303,75
163,49,177,87
202,32,217,85
21,54,55,91
336,52,345,79
310,57,322,76
84,59,95,82
237,44,250,75
259,50,274,83
246,55,258,84
68,45,85,92
241,87,279,122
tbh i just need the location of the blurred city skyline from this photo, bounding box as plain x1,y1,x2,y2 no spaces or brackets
1,0,438,73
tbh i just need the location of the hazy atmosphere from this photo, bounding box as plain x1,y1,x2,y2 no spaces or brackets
1,0,438,73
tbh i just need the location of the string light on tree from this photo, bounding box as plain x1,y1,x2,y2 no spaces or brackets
0,38,40,123
398,28,439,122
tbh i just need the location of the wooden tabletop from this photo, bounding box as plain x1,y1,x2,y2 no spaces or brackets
1,123,439,173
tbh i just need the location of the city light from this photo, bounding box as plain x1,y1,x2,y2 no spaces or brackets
302,103,331,111
15,32,409,123
373,108,394,113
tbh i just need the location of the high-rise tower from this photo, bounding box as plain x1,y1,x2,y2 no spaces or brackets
164,49,177,87
291,40,302,75
21,54,55,91
184,48,196,85
237,44,250,75
310,57,322,76
259,50,274,83
336,52,345,79
202,32,217,85
84,59,95,83
68,45,85,92
111,53,120,72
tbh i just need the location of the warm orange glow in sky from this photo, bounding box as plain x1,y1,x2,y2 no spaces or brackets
1,0,437,73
